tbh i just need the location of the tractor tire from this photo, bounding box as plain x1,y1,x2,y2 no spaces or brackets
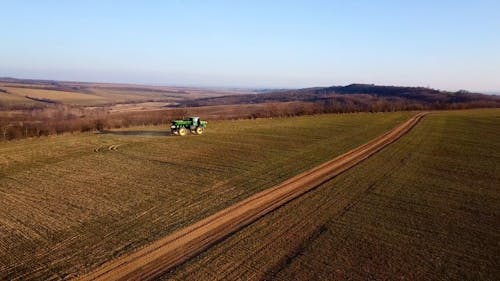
179,127,187,136
195,127,204,135
171,130,178,135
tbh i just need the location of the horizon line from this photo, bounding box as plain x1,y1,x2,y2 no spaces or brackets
0,75,497,94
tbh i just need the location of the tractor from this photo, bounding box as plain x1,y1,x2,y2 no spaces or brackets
170,117,207,136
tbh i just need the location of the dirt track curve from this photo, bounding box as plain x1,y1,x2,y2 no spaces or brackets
79,112,427,281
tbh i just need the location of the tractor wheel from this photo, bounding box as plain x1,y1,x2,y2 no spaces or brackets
179,127,187,136
171,130,178,135
195,127,204,135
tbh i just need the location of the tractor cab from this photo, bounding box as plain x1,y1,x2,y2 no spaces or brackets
189,117,200,127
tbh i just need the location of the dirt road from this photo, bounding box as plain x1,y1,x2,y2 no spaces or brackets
78,113,427,281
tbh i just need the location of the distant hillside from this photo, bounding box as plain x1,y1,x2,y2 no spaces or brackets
2,77,498,113
0,77,254,109
178,84,500,111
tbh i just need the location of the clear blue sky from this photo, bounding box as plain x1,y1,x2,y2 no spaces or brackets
1,0,499,91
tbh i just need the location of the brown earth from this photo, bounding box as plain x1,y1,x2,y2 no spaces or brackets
78,113,427,281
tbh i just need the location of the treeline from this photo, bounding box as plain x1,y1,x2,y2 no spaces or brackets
0,98,172,111
179,84,500,108
1,92,498,141
242,95,498,119
0,105,187,141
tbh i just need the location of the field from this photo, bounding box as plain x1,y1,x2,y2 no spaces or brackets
0,85,185,107
1,86,107,105
0,111,413,280
160,109,500,280
2,78,498,143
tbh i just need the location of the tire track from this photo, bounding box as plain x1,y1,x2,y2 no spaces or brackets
93,144,120,152
78,113,427,281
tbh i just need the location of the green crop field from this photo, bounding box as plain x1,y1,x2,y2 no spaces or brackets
161,109,500,281
0,111,413,280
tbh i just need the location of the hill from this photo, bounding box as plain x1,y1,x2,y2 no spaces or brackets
0,77,253,109
179,84,500,111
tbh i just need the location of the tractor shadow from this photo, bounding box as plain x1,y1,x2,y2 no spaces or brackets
98,130,173,137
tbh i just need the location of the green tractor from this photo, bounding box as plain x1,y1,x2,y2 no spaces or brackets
170,117,207,136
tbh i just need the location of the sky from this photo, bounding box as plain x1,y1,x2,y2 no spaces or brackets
0,0,499,91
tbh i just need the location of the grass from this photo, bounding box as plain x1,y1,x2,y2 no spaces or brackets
161,109,500,281
0,111,412,280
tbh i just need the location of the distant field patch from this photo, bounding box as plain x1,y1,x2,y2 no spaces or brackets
3,86,106,105
0,89,37,105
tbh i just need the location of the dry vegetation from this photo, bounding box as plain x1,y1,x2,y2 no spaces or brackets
181,84,500,111
2,86,107,105
0,101,358,141
160,109,500,281
0,78,252,109
1,79,498,142
0,80,267,141
0,111,412,280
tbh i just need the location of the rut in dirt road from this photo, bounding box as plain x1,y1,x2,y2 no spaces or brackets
78,113,427,281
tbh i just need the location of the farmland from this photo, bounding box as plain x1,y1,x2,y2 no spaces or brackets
2,86,108,105
0,79,251,108
0,111,412,280
0,85,205,107
161,109,500,280
1,78,498,143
